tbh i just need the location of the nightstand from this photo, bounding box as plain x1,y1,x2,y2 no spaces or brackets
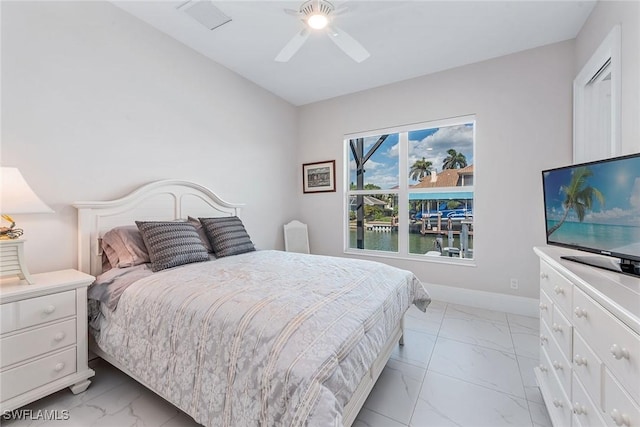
0,269,95,412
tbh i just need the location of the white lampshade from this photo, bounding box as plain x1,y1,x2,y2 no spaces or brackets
1,167,54,214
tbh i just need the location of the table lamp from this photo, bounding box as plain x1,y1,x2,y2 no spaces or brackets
0,167,54,284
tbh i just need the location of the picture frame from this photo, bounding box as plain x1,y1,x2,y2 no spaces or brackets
302,160,336,193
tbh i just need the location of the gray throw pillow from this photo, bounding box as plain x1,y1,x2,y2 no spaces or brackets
199,216,255,258
135,221,209,272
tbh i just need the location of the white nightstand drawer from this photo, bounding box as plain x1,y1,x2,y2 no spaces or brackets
573,330,603,410
1,319,76,369
603,369,640,427
540,260,573,317
574,286,640,403
0,347,76,402
1,290,75,334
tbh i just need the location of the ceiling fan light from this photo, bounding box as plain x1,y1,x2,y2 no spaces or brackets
307,13,328,29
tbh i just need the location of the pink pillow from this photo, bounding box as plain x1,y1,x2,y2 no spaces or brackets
188,216,214,253
101,225,150,268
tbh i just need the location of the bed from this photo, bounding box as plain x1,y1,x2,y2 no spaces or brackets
74,180,430,427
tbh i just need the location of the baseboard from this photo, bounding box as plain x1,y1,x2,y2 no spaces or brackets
423,283,539,317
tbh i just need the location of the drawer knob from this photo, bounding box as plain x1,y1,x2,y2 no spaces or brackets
552,399,563,408
574,307,588,318
539,303,548,311
573,403,587,415
574,355,588,366
540,334,548,345
53,332,66,341
54,362,65,372
540,272,549,280
552,323,563,333
553,285,565,295
44,305,56,314
610,409,631,426
552,360,563,370
538,364,548,373
610,344,630,360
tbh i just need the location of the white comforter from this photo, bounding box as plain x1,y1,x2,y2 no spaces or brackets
94,250,430,426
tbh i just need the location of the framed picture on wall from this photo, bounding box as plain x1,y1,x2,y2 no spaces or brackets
303,160,336,193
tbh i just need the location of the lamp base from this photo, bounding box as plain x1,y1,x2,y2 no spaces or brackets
0,239,34,284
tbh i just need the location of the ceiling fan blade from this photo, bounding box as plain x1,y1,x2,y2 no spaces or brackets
332,5,349,16
326,25,370,63
275,28,310,62
284,8,301,17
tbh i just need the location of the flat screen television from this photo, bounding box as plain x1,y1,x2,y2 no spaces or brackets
542,153,640,277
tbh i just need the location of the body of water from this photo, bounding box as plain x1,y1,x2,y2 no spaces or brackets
349,230,473,257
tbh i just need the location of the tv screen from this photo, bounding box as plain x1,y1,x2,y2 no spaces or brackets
542,153,640,271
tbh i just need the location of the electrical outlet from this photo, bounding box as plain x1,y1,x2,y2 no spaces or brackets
510,278,519,289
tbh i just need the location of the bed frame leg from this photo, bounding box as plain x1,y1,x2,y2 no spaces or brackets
399,316,405,346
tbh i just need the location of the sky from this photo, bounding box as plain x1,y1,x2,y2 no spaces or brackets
348,123,474,189
543,155,640,226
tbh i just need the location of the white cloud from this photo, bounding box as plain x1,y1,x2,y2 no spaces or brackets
409,125,473,167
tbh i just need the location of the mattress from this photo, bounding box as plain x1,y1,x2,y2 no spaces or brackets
90,250,430,426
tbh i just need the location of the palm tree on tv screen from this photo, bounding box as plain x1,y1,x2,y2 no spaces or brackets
409,157,433,182
442,149,468,169
546,167,605,237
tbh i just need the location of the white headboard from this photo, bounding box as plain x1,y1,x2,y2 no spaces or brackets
73,180,243,277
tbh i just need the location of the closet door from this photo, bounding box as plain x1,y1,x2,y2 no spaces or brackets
573,25,621,163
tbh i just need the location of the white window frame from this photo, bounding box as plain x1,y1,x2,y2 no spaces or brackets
344,115,476,266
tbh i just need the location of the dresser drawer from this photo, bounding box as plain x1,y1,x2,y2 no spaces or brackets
544,320,572,393
0,347,76,402
540,260,573,317
540,289,553,326
603,369,640,427
1,290,76,334
542,346,573,427
573,286,640,403
573,330,603,410
538,344,554,389
572,373,606,427
552,304,573,361
1,319,76,369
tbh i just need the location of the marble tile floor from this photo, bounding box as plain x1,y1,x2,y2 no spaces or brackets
3,301,551,427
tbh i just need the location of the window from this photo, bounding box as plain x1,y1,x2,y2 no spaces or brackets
345,116,475,262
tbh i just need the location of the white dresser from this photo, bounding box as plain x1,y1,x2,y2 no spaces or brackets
534,246,640,427
0,269,95,412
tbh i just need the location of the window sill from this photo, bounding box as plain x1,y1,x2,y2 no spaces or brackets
343,249,477,267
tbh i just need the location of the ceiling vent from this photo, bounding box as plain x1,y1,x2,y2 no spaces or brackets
177,1,232,31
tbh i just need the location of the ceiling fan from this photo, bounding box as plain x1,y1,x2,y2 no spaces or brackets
275,0,370,63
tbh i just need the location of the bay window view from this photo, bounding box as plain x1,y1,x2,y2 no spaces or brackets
346,117,475,260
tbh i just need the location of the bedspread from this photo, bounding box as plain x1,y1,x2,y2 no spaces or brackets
93,250,430,426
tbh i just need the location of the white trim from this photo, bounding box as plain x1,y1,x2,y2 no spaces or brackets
344,116,476,264
423,282,539,317
344,114,476,139
573,25,621,163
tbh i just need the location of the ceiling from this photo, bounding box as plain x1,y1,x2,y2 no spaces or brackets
112,1,596,106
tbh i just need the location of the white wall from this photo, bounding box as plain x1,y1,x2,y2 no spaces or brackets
574,0,640,155
297,40,575,300
1,1,299,274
